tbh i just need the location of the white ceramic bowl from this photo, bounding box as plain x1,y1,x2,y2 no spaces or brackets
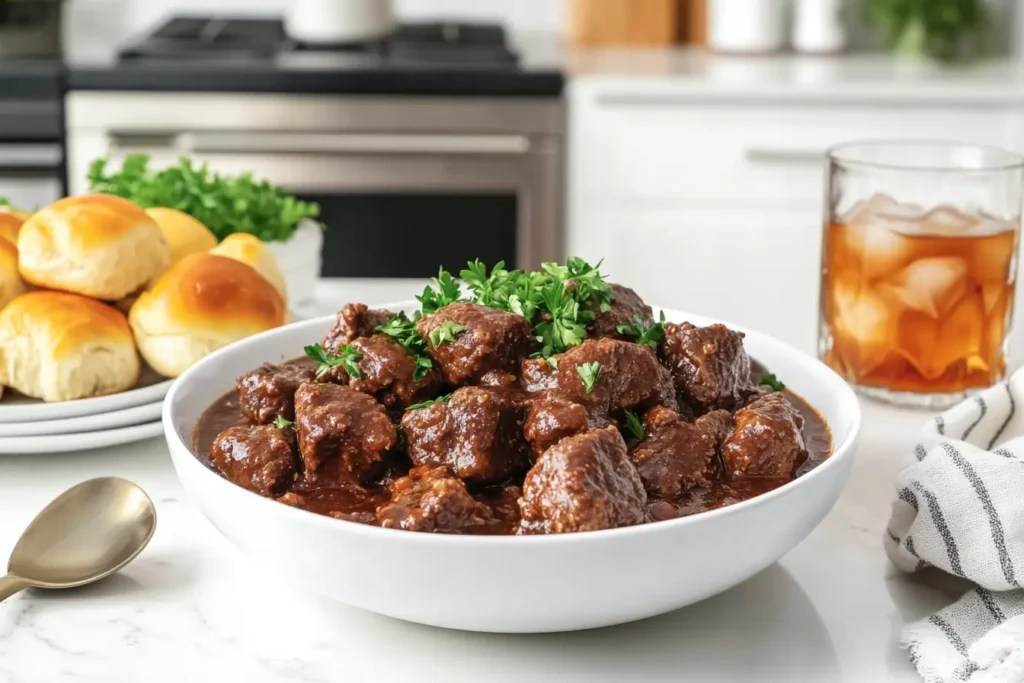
163,305,861,633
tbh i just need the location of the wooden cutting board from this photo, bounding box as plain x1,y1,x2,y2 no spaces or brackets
567,0,680,46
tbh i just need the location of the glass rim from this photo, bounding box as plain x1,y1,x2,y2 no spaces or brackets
827,140,1024,173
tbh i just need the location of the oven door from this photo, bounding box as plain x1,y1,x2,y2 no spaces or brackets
0,142,63,211
106,131,560,277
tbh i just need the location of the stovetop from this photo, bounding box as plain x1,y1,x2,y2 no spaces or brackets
118,16,520,67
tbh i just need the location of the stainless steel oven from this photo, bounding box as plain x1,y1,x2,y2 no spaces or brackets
66,93,563,276
0,95,65,210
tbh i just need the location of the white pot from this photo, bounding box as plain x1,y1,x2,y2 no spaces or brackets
708,0,788,54
285,0,395,44
265,219,323,307
792,0,846,54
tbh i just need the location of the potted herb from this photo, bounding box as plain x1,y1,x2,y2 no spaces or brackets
863,0,990,62
87,155,323,305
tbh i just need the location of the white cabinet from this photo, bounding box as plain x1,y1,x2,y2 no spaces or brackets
570,206,822,353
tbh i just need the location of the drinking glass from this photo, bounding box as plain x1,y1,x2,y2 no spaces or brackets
819,141,1024,408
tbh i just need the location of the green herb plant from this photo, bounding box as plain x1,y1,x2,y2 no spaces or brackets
577,361,601,394
304,343,363,379
87,154,321,242
624,411,645,440
864,0,990,62
406,394,453,411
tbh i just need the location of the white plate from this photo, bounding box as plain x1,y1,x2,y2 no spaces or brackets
0,420,164,454
165,304,862,633
0,400,164,437
0,366,172,424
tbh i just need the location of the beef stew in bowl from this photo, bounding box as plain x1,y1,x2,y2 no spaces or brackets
192,259,833,536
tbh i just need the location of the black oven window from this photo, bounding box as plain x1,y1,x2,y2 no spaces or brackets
303,193,518,278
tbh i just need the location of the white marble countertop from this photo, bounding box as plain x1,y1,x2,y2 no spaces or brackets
0,280,962,683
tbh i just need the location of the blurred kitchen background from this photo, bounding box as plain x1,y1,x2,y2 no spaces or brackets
3,0,1024,354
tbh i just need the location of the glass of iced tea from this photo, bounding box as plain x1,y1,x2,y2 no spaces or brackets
820,142,1024,408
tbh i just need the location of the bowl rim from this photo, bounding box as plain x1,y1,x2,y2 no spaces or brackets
164,303,862,546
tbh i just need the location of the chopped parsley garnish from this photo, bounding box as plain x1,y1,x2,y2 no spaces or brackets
624,411,645,440
534,280,589,357
416,267,462,314
577,361,601,394
428,320,466,347
273,415,294,430
759,372,785,391
375,313,434,381
406,394,452,411
546,356,559,371
304,343,362,379
616,311,666,351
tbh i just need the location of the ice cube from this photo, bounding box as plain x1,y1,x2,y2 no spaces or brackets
881,257,968,319
841,193,898,225
834,286,896,375
845,222,918,280
918,205,979,236
899,292,985,381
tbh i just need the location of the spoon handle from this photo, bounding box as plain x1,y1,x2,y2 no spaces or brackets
0,574,30,603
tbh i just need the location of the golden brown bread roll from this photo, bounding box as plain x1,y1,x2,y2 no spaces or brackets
209,232,288,301
0,291,140,402
0,238,26,311
0,211,26,246
145,207,218,265
129,253,287,378
18,194,171,300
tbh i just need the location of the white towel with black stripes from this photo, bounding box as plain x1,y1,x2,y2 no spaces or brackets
886,368,1024,683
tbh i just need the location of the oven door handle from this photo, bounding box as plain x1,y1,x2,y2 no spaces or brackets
109,132,532,156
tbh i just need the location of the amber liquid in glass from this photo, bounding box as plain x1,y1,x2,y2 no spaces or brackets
821,202,1018,394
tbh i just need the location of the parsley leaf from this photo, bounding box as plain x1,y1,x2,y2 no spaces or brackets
428,320,466,347
617,311,667,350
273,415,295,430
417,268,462,314
375,313,434,381
624,411,645,440
546,356,559,370
577,361,601,394
534,280,589,357
759,372,786,391
304,343,362,379
86,155,319,242
406,394,453,411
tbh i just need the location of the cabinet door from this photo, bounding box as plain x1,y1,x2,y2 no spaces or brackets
570,206,823,354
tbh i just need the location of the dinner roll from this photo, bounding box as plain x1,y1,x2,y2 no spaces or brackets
129,253,286,378
0,291,140,402
18,194,171,300
0,238,26,311
0,211,26,246
145,207,218,265
209,232,288,301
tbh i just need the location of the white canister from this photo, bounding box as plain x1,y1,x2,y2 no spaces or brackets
265,219,324,307
792,0,847,54
707,0,788,54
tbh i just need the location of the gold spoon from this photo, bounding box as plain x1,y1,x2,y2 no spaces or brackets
0,477,157,603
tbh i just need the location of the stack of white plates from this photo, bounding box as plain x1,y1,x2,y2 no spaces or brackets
0,368,173,454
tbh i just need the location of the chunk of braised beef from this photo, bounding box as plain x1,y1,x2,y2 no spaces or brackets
293,382,396,487
236,360,316,425
376,466,494,533
401,386,530,485
417,302,534,386
659,322,757,412
210,424,297,497
518,426,646,534
630,408,732,497
722,392,806,479
338,334,442,409
523,393,603,458
521,338,677,420
322,303,393,353
587,283,654,340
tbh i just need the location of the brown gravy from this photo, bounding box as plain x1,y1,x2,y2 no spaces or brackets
192,358,832,534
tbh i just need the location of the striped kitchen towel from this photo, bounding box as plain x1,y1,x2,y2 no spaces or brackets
886,368,1024,683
